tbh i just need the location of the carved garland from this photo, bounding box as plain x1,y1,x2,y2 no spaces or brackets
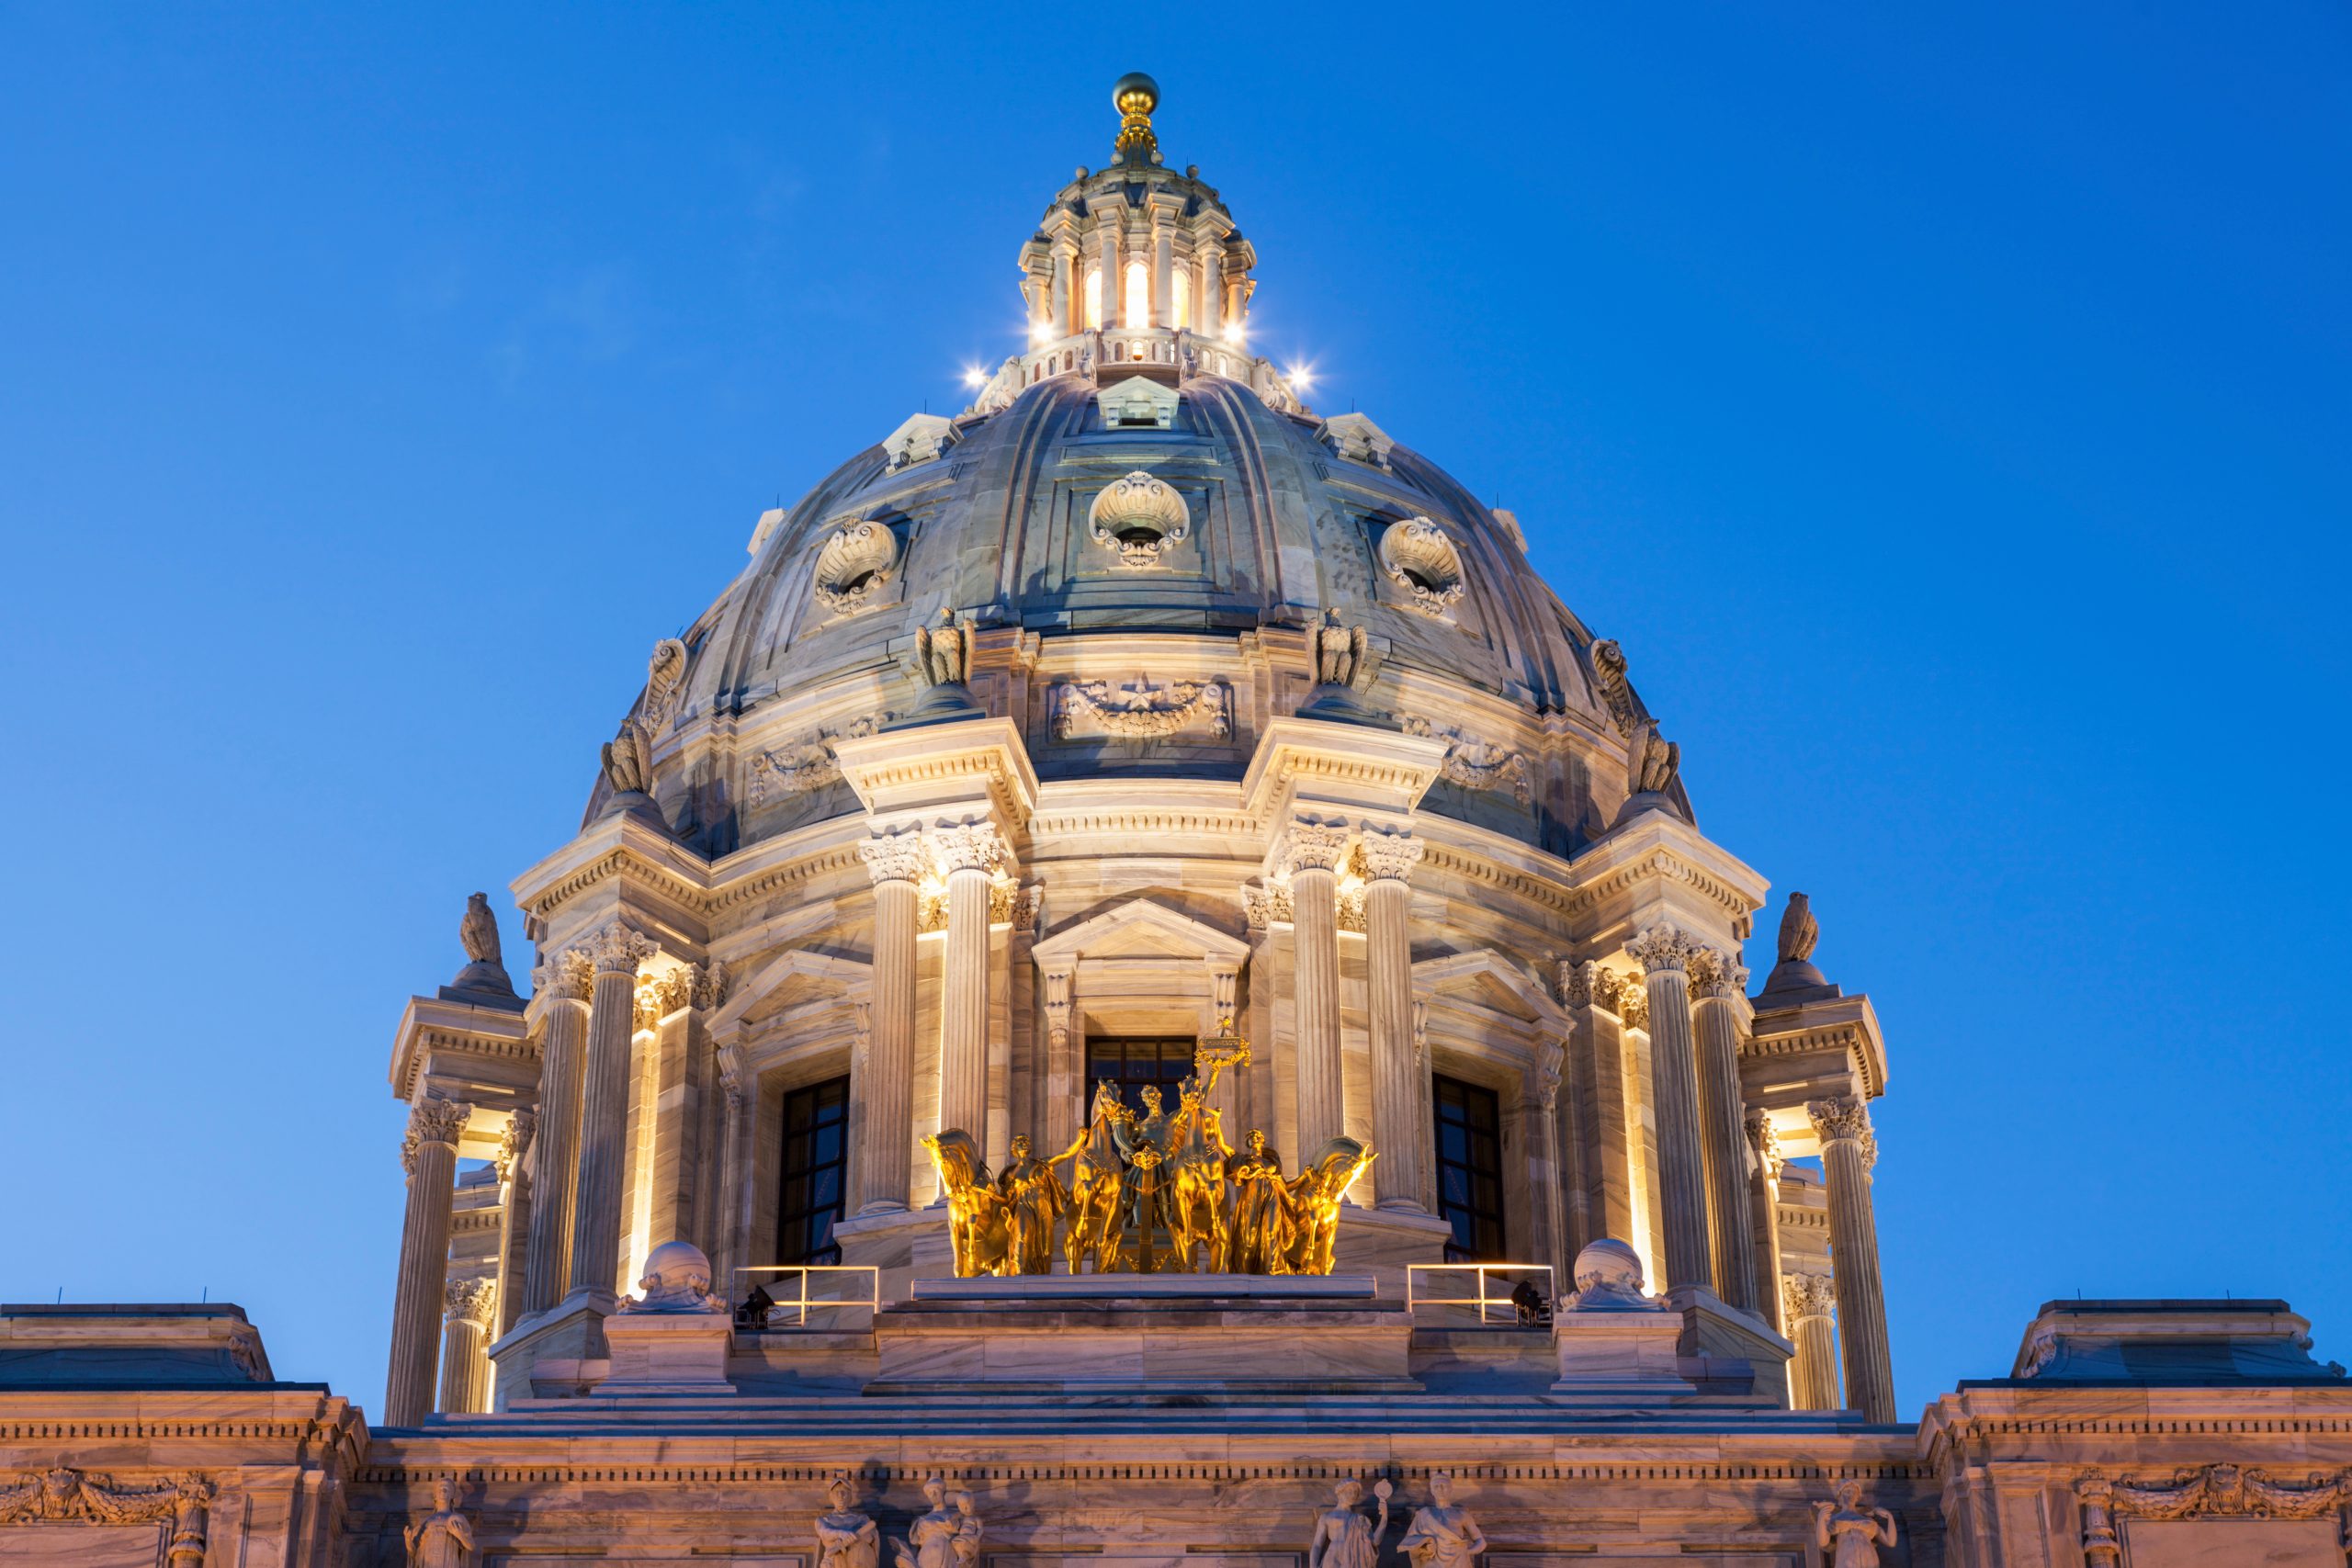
1398,716,1532,804
0,1470,212,1567
2075,1466,2352,1567
1053,678,1232,740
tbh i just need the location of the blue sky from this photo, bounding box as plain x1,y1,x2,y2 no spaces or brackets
4,4,2346,1416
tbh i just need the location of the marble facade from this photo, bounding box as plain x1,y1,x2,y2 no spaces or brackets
7,74,2343,1568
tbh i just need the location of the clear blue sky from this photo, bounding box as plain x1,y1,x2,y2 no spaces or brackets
4,4,2346,1416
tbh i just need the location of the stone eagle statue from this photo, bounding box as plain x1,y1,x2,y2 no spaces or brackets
915,608,972,688
601,716,654,795
1778,892,1818,964
459,893,502,966
1626,718,1679,795
1313,608,1380,692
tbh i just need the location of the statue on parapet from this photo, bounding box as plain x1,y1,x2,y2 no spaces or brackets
1398,1474,1486,1568
403,1477,475,1568
814,1474,879,1568
1308,1478,1392,1568
890,1478,961,1568
1813,1482,1897,1568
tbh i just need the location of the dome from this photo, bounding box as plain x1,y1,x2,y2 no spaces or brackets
583,82,1686,859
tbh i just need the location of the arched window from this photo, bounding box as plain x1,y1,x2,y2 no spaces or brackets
1124,260,1149,330
1084,267,1102,331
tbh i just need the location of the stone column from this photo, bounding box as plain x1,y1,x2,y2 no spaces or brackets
1051,241,1076,336
855,828,924,1213
436,1278,496,1414
1199,238,1225,338
492,1109,535,1337
1625,926,1711,1292
1359,827,1426,1208
932,822,1005,1143
709,1065,747,1289
1808,1094,1896,1422
1561,962,1636,1248
1097,224,1121,332
1153,221,1174,325
1278,820,1353,1159
1689,948,1759,1312
520,950,590,1316
1040,964,1078,1156
1783,1271,1840,1410
1534,1043,1567,1277
568,921,657,1301
1743,1110,1789,1333
384,1094,471,1427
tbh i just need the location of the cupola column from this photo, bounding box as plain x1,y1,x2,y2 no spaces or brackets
933,822,1007,1145
1690,948,1760,1312
1360,826,1428,1210
436,1279,495,1415
1051,240,1078,338
1783,1270,1840,1410
491,1108,534,1336
1277,819,1352,1159
1097,223,1121,333
1743,1109,1789,1333
1197,237,1224,338
520,952,591,1315
855,829,925,1212
385,1093,471,1427
1808,1093,1895,1421
1626,926,1713,1292
567,921,657,1300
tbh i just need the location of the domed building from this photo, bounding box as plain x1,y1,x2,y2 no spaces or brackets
6,77,2346,1568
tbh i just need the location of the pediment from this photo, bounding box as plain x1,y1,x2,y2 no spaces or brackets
709,947,871,1037
1095,376,1180,430
1413,949,1565,1033
1031,897,1250,966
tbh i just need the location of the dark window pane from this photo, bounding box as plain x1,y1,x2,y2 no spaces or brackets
1430,1073,1508,1263
776,1073,853,1268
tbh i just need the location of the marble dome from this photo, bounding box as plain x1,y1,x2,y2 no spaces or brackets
584,98,1682,861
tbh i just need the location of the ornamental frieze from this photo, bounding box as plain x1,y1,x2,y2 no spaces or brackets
1052,676,1231,741
0,1469,213,1567
1396,716,1532,804
748,716,883,806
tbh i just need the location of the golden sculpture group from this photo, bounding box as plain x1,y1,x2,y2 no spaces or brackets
921,1033,1377,1277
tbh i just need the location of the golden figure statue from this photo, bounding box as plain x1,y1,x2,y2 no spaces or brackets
1222,1128,1289,1275
1281,1135,1377,1277
922,1130,1012,1277
993,1134,1065,1275
1111,1084,1181,1271
1047,1080,1130,1273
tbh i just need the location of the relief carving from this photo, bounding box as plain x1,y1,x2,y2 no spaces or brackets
1399,717,1533,804
749,717,884,805
1053,676,1231,740
1589,638,1635,736
1087,470,1190,568
811,519,901,612
1377,517,1468,614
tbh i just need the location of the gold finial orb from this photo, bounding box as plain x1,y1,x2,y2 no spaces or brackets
1112,71,1159,117
1112,72,1160,164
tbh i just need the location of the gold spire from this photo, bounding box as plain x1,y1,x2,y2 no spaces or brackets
1112,71,1159,164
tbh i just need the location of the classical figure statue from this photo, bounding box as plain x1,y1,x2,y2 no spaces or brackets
601,716,653,796
1812,1482,1896,1568
1779,892,1818,964
1626,717,1679,796
1165,1044,1244,1271
890,1477,960,1568
922,1130,1012,1277
1111,1084,1179,1270
1312,608,1377,691
950,1490,983,1568
1046,1080,1132,1273
1398,1473,1486,1568
459,893,502,965
994,1134,1066,1275
404,1476,475,1568
1308,1478,1391,1568
1223,1129,1289,1276
815,1473,879,1568
915,609,972,688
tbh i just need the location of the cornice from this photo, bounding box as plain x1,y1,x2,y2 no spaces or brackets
388,998,536,1102
1746,996,1889,1100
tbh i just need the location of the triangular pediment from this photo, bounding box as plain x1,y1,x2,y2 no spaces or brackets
709,948,871,1038
1031,897,1249,966
1414,949,1565,1033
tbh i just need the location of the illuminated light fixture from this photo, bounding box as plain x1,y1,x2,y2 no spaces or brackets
1286,363,1316,392
1224,320,1246,348
1029,318,1054,343
962,366,988,389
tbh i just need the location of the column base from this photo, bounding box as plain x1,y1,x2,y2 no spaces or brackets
832,1206,954,1303
1548,1286,1793,1408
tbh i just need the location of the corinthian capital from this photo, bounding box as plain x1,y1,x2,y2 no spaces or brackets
534,947,594,1003
1782,1271,1837,1323
586,921,660,976
1805,1094,1871,1149
496,1108,536,1179
1688,945,1749,1000
1743,1107,1784,1178
443,1276,497,1326
1273,818,1351,876
1626,924,1703,975
400,1096,473,1172
1356,825,1424,883
857,826,928,886
930,821,1008,876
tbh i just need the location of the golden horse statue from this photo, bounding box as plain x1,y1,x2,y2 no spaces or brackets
922,1128,1012,1278
1164,1039,1245,1271
1279,1135,1377,1277
1046,1080,1130,1273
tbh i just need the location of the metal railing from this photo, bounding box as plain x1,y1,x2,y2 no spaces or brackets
733,1265,879,1329
1406,1263,1555,1326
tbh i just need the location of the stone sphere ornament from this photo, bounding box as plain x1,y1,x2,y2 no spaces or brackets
625,1239,725,1314
1566,1238,1655,1310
